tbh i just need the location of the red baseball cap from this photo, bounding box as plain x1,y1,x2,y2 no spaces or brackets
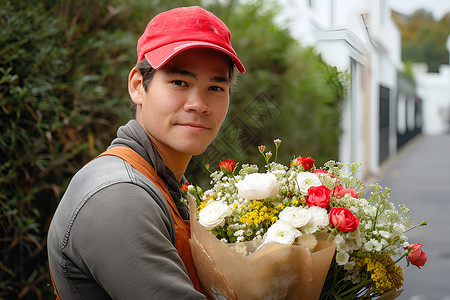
137,6,245,73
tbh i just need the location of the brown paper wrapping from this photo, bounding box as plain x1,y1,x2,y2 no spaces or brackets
188,196,337,300
377,289,403,300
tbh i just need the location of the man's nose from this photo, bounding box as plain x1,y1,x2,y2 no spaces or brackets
184,89,211,114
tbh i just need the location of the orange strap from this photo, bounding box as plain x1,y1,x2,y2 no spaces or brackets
98,146,202,292
49,263,61,300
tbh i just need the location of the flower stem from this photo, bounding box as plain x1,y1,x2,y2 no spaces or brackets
327,226,339,242
394,252,408,264
404,221,427,233
372,188,389,232
274,146,279,163
338,278,373,298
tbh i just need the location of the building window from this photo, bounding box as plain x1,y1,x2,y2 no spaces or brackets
397,94,406,134
407,96,415,131
415,98,422,128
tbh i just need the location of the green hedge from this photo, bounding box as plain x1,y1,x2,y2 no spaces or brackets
0,1,344,298
1,1,137,298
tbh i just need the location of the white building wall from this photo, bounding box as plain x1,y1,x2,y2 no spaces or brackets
368,0,403,167
412,36,450,135
313,37,367,169
369,51,380,175
414,65,450,135
277,0,403,178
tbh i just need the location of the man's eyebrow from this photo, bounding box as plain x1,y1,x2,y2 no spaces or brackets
211,75,230,83
167,68,198,80
167,68,229,83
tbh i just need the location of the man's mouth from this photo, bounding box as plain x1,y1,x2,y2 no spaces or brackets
179,123,211,132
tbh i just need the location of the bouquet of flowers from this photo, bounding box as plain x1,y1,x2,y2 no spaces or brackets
184,139,427,299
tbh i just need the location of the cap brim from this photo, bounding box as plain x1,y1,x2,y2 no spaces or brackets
144,41,245,74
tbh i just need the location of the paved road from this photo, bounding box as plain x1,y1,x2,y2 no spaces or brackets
372,134,450,300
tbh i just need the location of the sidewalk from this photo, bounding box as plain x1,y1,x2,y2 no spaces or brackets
373,134,450,300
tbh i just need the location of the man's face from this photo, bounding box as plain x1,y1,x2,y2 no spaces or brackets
134,49,231,158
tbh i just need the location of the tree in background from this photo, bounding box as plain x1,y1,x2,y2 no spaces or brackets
395,9,450,73
0,0,344,298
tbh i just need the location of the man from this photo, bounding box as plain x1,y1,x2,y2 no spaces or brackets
47,6,245,299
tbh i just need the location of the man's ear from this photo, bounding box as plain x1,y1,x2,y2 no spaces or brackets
128,67,144,105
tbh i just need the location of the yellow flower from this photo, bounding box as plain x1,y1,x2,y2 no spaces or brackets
198,195,217,211
352,253,403,294
198,201,208,211
239,201,279,227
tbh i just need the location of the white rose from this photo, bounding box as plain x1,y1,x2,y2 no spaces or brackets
263,221,301,245
235,173,279,200
198,202,232,230
308,206,330,228
300,207,328,234
278,206,311,228
296,172,321,194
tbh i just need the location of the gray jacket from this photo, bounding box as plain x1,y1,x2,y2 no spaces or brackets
47,121,205,299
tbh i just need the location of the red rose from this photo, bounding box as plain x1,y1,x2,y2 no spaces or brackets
218,159,235,174
300,157,314,170
306,185,331,208
181,181,190,192
329,207,359,232
336,188,359,199
404,243,427,268
333,184,343,195
291,156,315,170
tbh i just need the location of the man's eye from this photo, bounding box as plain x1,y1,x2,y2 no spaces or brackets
172,80,187,86
209,86,224,92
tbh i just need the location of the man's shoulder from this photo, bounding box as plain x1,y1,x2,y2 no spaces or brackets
76,154,134,183
49,154,175,252
67,154,151,196
66,154,167,208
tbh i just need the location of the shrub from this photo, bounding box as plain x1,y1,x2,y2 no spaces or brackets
0,1,134,298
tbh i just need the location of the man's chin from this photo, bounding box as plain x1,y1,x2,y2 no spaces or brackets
188,146,210,156
182,141,213,156
180,134,217,155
